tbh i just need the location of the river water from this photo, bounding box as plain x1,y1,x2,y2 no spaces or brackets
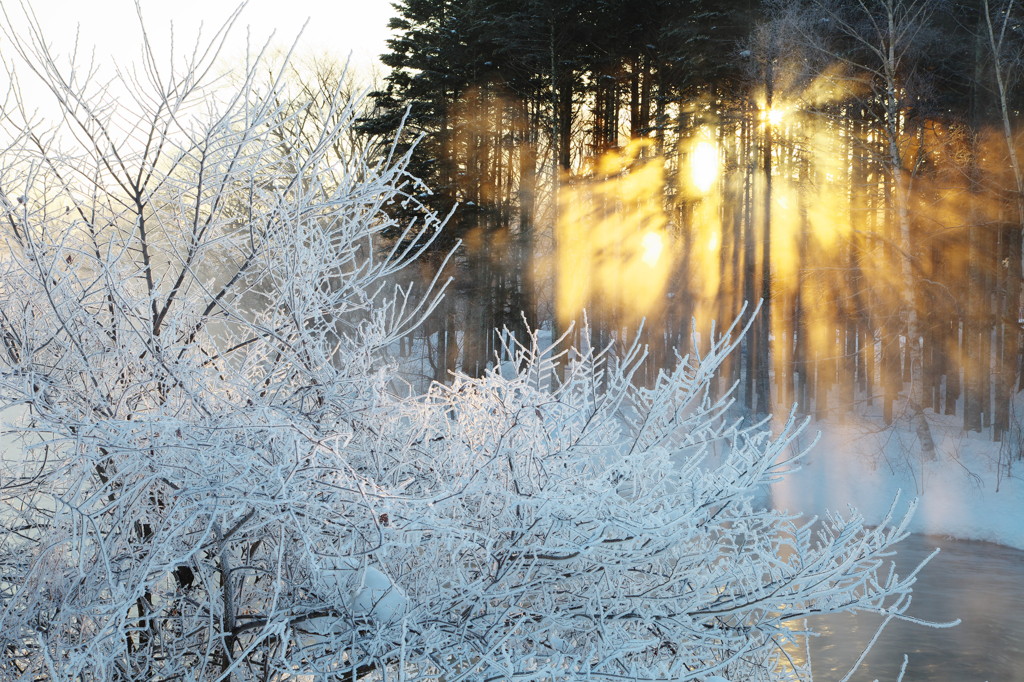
804,534,1024,681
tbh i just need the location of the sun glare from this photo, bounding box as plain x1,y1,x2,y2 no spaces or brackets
763,105,787,127
690,140,718,194
641,231,665,267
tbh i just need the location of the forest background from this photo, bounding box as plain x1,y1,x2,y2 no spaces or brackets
355,0,1024,470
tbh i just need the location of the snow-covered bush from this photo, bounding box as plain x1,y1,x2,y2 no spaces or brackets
0,10,932,682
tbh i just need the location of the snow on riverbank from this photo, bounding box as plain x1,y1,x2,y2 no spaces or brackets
771,409,1024,550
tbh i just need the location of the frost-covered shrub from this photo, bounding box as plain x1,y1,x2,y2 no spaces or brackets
0,9,930,682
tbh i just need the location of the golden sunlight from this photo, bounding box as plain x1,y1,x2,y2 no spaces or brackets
690,140,719,194
556,140,672,327
641,231,665,267
761,102,790,127
763,105,787,127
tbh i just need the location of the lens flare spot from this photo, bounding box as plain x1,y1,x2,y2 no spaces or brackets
690,140,718,194
641,231,664,267
706,231,720,252
763,105,787,127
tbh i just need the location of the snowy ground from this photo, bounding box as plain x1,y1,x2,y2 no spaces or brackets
771,408,1024,550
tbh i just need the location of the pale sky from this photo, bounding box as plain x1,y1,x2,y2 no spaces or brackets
4,0,396,75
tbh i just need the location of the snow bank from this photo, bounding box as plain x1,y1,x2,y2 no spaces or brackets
772,411,1024,550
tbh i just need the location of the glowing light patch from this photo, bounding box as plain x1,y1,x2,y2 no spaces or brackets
641,231,664,267
556,139,671,328
764,106,786,127
706,231,720,252
690,140,718,194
